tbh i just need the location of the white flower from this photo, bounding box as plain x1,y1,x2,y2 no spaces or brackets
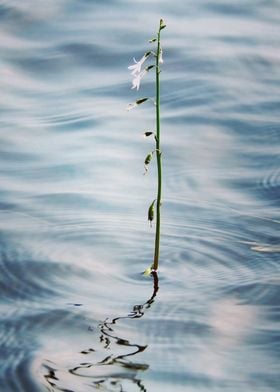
128,52,150,75
159,48,163,64
126,102,137,111
126,97,149,111
131,69,147,90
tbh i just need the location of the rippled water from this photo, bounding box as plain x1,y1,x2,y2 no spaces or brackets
1,1,280,391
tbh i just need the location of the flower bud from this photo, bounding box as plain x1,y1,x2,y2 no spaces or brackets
143,131,154,137
160,19,166,30
136,97,149,105
145,65,155,72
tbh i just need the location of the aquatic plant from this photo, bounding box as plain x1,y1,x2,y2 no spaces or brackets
127,19,166,273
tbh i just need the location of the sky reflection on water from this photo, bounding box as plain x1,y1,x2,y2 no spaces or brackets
0,0,280,391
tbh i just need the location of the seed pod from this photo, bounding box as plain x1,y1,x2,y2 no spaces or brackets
144,152,153,174
145,153,152,165
148,199,156,226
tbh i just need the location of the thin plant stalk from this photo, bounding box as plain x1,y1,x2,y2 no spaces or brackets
152,22,163,271
127,19,166,273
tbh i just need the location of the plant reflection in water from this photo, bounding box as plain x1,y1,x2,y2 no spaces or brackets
43,272,159,391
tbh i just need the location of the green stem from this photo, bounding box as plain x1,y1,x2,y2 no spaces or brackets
152,23,162,271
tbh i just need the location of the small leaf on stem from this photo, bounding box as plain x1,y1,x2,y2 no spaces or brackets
144,152,153,174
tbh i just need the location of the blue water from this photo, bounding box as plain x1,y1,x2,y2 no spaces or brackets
0,1,280,391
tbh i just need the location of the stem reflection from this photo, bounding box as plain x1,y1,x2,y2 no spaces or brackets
43,272,159,392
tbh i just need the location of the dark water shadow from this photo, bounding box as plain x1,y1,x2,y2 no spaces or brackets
42,272,159,391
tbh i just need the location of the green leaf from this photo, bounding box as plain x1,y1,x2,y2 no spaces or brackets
145,65,155,72
149,38,157,43
143,266,153,276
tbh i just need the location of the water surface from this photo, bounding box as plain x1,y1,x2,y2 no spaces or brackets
0,0,280,391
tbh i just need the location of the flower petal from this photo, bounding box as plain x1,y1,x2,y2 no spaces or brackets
159,48,163,64
128,52,150,76
131,69,147,90
126,102,137,111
